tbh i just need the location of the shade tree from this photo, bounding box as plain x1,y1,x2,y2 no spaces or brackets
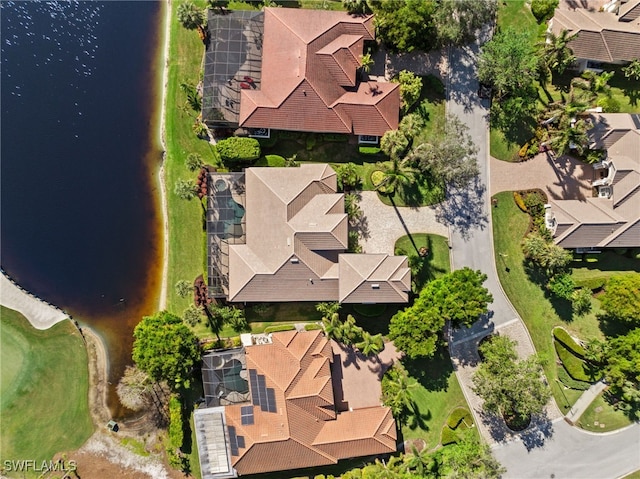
368,0,438,53
132,311,200,390
600,274,640,324
602,328,640,419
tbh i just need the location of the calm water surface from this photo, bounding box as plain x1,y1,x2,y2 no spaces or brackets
1,1,164,417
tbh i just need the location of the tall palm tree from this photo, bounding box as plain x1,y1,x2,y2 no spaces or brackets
549,116,589,157
538,29,576,76
380,129,409,160
322,312,343,341
177,2,207,41
378,157,418,194
571,70,614,102
356,332,384,356
359,52,374,80
398,113,425,143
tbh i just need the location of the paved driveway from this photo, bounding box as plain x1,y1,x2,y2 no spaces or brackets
490,153,594,200
356,191,449,255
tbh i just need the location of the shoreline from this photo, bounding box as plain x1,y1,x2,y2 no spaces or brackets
157,0,171,312
0,271,68,329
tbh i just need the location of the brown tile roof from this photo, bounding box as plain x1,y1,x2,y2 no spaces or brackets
620,0,640,21
238,8,399,136
227,165,410,303
551,6,640,62
551,117,640,248
224,331,397,476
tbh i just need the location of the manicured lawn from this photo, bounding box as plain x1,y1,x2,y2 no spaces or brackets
497,0,544,43
576,391,634,432
0,307,94,472
571,250,640,285
490,128,522,162
491,192,606,414
165,0,219,314
394,233,451,290
402,349,475,450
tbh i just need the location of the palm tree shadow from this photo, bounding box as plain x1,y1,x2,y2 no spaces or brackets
405,400,431,432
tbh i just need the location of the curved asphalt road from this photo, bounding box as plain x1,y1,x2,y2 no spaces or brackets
444,29,640,479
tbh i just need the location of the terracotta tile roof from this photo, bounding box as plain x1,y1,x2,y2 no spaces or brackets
238,8,399,136
550,6,640,63
223,331,397,476
550,116,640,248
226,165,410,303
620,0,640,21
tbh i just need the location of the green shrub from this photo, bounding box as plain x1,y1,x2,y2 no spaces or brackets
553,327,587,357
573,276,607,291
597,96,621,113
513,191,527,212
304,323,323,331
557,364,592,391
264,323,296,334
523,190,546,217
256,154,285,167
554,340,593,382
440,426,459,446
216,137,261,166
336,163,361,190
572,288,593,316
359,146,382,155
531,0,559,22
446,407,472,429
548,273,576,300
306,134,317,151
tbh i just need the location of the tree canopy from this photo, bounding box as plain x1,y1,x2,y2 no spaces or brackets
177,1,204,31
389,268,492,358
132,311,200,390
433,0,497,47
473,335,550,422
477,27,538,100
602,328,640,419
409,114,479,188
600,274,640,324
369,0,438,53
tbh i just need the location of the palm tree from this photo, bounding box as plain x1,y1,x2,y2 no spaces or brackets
340,314,360,345
322,312,343,341
401,444,436,476
398,113,425,143
549,116,589,156
175,279,193,298
356,332,384,356
377,157,418,194
538,29,576,77
174,178,198,200
177,2,207,41
359,52,374,80
185,153,204,172
571,70,614,102
381,365,416,420
380,129,409,160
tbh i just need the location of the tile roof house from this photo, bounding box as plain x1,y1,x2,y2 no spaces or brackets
549,0,640,71
194,330,397,478
208,164,411,303
546,114,640,248
203,7,400,137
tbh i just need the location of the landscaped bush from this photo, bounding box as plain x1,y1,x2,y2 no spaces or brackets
597,96,621,113
359,146,382,155
446,407,472,429
306,134,317,151
553,327,587,357
216,137,261,166
255,154,286,167
440,426,459,446
554,340,592,382
166,395,185,469
513,191,527,212
531,0,559,23
573,276,607,291
264,323,296,334
548,273,576,300
304,323,322,331
557,364,592,391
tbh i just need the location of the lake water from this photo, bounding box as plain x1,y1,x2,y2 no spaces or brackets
1,1,164,417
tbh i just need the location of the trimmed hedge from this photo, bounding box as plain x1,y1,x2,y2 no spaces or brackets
255,154,286,167
216,137,261,165
304,323,323,331
513,191,527,212
446,407,472,429
554,340,592,382
264,323,296,334
359,146,381,155
553,327,586,357
440,427,459,446
557,364,592,391
573,276,607,291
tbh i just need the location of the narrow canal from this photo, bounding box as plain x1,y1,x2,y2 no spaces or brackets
1,1,165,417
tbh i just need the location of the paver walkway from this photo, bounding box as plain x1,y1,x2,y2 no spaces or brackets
565,379,608,425
490,152,594,200
356,191,449,255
